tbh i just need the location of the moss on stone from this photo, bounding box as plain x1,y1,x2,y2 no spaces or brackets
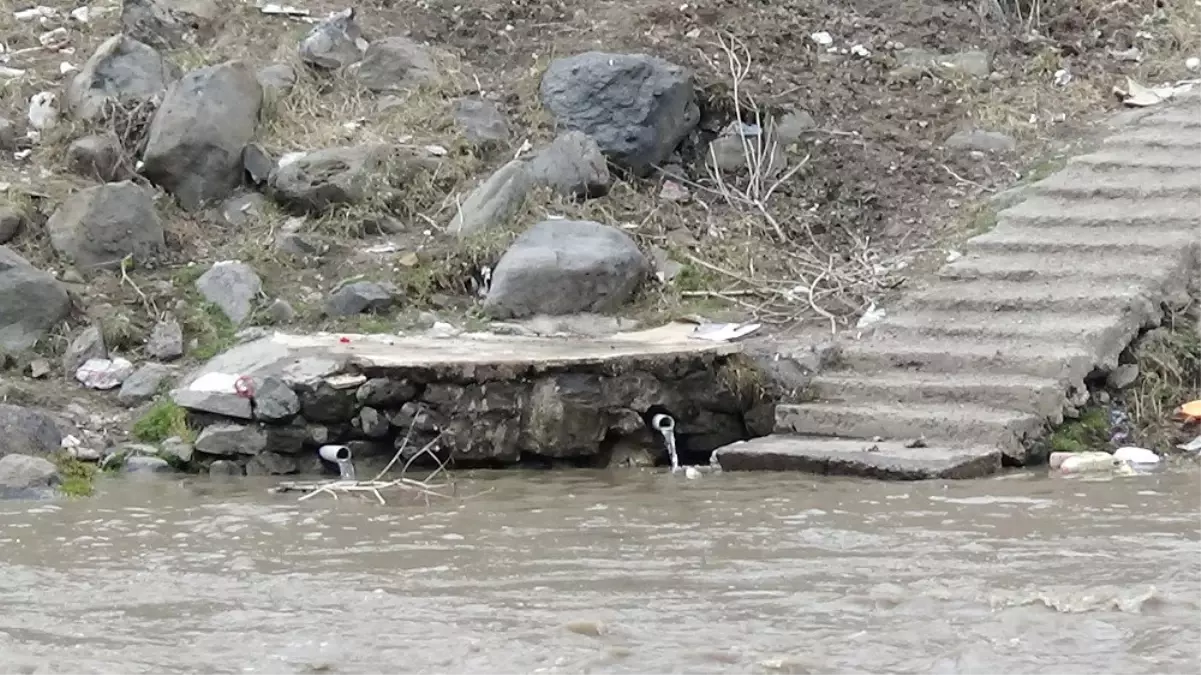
1049,407,1110,454
53,453,97,498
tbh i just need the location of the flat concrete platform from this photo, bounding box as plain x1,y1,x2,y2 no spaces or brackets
714,436,1003,480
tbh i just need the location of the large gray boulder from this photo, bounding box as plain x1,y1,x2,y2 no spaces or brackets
540,52,698,176
352,37,439,92
526,130,611,198
0,247,71,352
483,219,650,318
195,260,262,325
65,35,179,122
46,181,164,273
0,404,63,460
0,454,60,497
142,60,263,210
299,8,363,69
121,0,222,50
268,145,439,213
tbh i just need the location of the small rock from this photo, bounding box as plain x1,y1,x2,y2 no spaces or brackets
253,376,301,423
74,357,135,390
28,358,51,379
540,52,699,176
447,159,531,236
146,318,184,361
453,97,510,146
484,219,650,318
65,133,127,182
117,363,173,407
0,453,59,493
208,459,243,476
221,193,269,226
266,298,296,324
526,130,611,198
0,207,23,244
773,110,817,145
245,451,297,476
142,60,263,210
65,35,179,122
268,145,439,213
325,281,397,316
195,260,262,325
159,435,193,464
944,129,1016,153
355,406,390,438
299,8,363,70
124,455,175,474
242,144,275,185
1107,363,1140,390
352,36,439,92
121,0,222,50
257,63,297,98
0,248,71,352
0,117,15,151
194,423,268,456
62,326,107,378
45,181,165,274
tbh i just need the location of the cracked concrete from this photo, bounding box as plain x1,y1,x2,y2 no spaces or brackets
717,91,1201,480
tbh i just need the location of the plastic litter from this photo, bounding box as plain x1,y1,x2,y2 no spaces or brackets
1057,451,1122,474
1179,399,1201,421
1113,446,1161,473
1177,435,1201,453
27,91,58,130
689,322,761,342
74,357,134,390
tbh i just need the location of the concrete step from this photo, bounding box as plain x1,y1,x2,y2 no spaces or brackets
874,308,1118,343
967,224,1199,255
774,401,1044,460
1132,105,1201,129
1002,195,1201,229
833,336,1096,380
1031,166,1201,199
808,371,1066,418
901,277,1148,313
1103,125,1201,149
713,435,1003,479
1071,146,1201,170
939,250,1176,282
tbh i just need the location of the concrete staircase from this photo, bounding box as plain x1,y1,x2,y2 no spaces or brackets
717,92,1201,479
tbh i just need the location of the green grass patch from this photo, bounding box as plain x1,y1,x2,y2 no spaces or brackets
1048,407,1110,453
132,399,195,444
53,453,97,498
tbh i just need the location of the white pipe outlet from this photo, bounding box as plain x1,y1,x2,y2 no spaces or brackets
318,444,352,462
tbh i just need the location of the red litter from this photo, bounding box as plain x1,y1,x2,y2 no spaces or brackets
339,336,351,344
234,375,256,398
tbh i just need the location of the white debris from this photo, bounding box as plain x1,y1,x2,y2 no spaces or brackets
856,302,886,329
39,27,68,47
69,6,91,22
1113,446,1160,467
260,3,311,16
850,44,871,58
1187,57,1201,72
0,66,27,79
60,434,82,449
14,6,57,21
1115,77,1200,107
13,149,32,160
945,250,963,263
513,138,533,159
59,61,77,75
75,357,135,390
28,91,59,130
809,31,834,47
1177,435,1201,453
689,322,761,342
1053,68,1072,86
423,144,448,156
278,151,306,168
1108,46,1142,62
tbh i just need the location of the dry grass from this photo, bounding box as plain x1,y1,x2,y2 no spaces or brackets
1124,301,1201,452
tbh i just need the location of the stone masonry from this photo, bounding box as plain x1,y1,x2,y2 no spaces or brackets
717,91,1201,480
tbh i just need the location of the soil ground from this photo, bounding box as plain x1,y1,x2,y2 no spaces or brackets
0,0,1197,436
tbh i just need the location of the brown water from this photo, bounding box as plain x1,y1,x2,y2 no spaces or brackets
1,465,1199,674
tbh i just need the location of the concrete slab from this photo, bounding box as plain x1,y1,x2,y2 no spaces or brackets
714,436,1002,480
172,322,744,416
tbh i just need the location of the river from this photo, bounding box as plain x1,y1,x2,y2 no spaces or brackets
1,465,1198,674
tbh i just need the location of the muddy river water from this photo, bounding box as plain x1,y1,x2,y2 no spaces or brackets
1,465,1198,674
